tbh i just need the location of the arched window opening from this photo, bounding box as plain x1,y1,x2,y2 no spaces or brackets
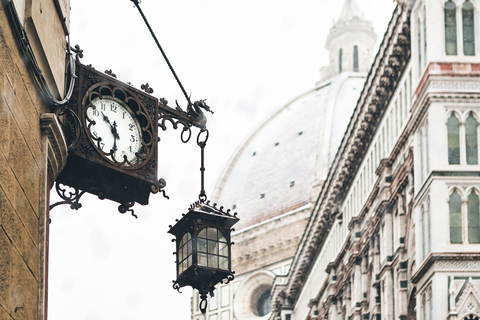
353,45,359,72
339,48,343,73
466,113,478,164
448,113,461,164
445,1,458,55
462,1,475,56
468,190,480,244
450,189,463,244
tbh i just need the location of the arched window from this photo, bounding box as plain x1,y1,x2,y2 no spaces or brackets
450,189,463,244
339,48,343,73
445,0,458,55
353,45,359,72
448,113,461,164
468,190,480,243
466,113,478,164
462,0,476,56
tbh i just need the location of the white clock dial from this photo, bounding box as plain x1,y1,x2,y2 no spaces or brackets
86,96,142,164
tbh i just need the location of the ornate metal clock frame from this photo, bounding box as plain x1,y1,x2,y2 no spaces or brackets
53,53,212,216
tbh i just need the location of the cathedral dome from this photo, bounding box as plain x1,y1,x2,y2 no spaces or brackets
212,0,377,232
212,72,366,231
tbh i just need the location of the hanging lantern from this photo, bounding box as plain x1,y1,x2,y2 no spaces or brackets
168,129,239,313
168,200,238,313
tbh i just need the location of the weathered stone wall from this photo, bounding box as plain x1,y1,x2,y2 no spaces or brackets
0,5,50,319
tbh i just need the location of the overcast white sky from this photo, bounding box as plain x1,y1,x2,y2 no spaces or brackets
48,1,396,319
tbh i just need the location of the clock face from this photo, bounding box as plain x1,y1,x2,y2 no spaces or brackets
86,96,143,165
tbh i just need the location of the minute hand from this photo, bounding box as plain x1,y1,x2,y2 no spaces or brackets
101,112,120,140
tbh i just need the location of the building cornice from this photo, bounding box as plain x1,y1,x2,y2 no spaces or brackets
411,253,480,284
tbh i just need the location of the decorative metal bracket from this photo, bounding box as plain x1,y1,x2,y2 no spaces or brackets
158,98,213,144
50,183,86,210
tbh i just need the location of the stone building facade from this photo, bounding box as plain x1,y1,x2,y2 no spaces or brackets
192,0,480,320
272,1,480,320
0,0,70,319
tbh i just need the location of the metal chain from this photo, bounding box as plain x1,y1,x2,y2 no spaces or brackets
130,0,192,106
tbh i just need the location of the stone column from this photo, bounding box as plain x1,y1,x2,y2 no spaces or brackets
385,270,394,320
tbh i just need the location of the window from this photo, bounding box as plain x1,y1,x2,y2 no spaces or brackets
466,113,478,164
450,188,480,244
448,111,479,165
353,45,359,72
339,48,343,73
468,191,480,243
445,0,458,55
450,189,463,244
448,113,461,164
462,1,475,56
257,290,271,316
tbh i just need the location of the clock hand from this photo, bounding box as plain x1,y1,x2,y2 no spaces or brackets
112,121,118,157
101,112,120,140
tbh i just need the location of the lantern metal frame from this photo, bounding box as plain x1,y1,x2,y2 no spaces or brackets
168,200,239,313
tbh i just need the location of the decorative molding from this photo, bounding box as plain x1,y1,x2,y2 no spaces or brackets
431,80,480,91
40,113,68,182
437,261,480,271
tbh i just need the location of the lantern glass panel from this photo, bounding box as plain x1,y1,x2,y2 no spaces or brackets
199,253,208,266
198,238,207,253
197,227,230,271
208,255,218,268
219,257,228,270
208,240,219,254
219,242,228,257
207,228,217,240
178,232,193,275
219,232,226,243
187,239,192,255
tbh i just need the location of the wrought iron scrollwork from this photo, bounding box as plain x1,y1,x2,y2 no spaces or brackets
54,106,81,151
50,183,86,210
222,272,235,285
118,202,137,219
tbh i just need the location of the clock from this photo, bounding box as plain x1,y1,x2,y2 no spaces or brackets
56,62,161,206
85,96,143,165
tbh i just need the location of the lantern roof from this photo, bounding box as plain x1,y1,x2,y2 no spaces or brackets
168,200,239,237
